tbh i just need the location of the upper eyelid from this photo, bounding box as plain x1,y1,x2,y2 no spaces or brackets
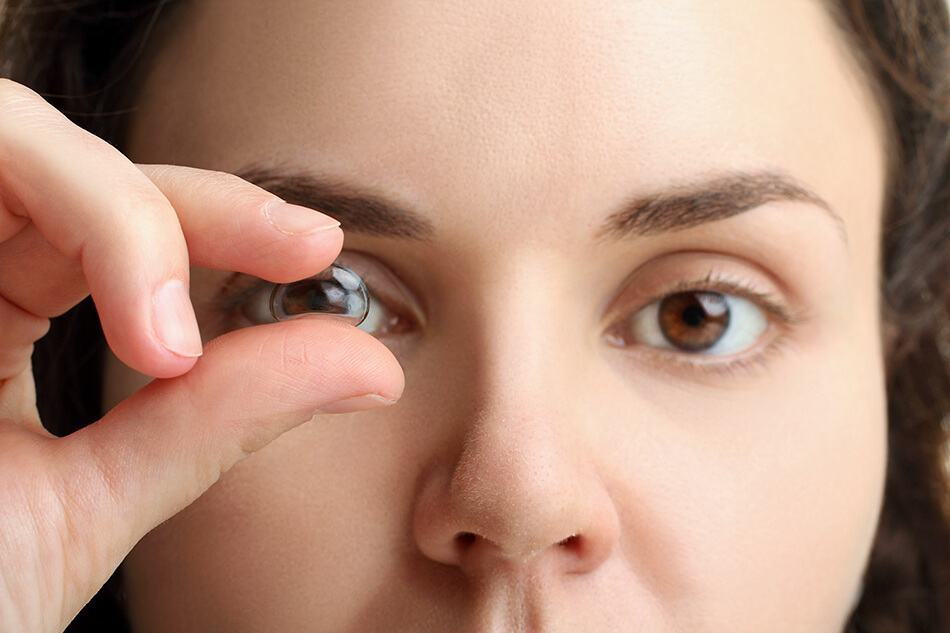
338,251,429,327
604,282,800,382
657,276,802,327
207,273,270,314
604,268,802,330
207,253,426,326
213,258,802,336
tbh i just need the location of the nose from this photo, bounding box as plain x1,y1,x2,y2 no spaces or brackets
411,339,621,578
410,255,623,580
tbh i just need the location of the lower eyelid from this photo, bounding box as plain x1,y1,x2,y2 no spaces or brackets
617,329,791,382
602,251,799,322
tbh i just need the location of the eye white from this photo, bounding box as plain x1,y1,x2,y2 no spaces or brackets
629,294,768,355
242,285,279,325
356,292,390,335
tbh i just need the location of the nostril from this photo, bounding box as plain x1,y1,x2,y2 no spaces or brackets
557,534,579,548
456,532,477,549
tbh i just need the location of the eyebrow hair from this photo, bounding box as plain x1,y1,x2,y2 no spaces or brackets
236,167,435,240
237,167,844,245
597,171,847,243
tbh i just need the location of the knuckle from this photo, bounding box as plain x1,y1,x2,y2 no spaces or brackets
0,296,51,338
118,176,176,217
86,178,179,249
0,80,65,132
192,167,266,193
0,80,118,171
188,169,257,206
199,168,251,191
0,78,35,105
0,345,37,379
145,164,278,207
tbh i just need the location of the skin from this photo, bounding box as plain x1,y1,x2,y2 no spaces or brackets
0,82,402,632
104,0,889,630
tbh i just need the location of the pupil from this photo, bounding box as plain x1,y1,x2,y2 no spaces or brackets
682,305,706,328
657,291,730,352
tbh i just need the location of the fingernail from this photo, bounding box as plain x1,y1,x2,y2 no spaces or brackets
152,279,203,358
316,394,397,414
264,201,340,236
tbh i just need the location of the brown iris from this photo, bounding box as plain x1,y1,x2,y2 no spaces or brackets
658,291,730,351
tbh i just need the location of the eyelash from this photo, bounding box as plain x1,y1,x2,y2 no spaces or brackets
608,270,805,379
204,259,414,339
205,266,804,380
203,274,274,334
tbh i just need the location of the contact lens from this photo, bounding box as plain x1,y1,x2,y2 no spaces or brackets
269,264,369,326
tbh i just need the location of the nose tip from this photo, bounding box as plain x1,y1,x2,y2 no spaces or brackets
412,418,620,577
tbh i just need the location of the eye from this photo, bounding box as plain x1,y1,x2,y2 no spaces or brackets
270,265,369,326
608,290,769,356
234,255,418,338
356,290,403,335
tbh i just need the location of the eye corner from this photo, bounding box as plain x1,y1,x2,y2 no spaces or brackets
333,251,427,339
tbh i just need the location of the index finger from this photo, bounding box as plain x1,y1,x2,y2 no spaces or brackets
0,80,199,378
0,81,342,379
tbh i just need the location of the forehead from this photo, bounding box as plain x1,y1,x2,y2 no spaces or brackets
132,0,884,245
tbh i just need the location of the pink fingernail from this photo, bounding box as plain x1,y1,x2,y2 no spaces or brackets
264,201,340,236
152,280,203,358
316,394,397,414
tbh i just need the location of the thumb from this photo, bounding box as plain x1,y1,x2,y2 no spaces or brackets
54,317,402,594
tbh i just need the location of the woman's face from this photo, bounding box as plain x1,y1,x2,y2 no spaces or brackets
107,0,889,630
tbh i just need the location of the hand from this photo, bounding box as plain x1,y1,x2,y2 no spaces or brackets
0,79,404,632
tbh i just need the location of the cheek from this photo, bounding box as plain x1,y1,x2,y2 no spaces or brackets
597,334,887,629
121,297,887,632
123,413,424,631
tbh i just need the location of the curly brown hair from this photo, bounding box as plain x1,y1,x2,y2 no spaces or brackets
3,1,950,631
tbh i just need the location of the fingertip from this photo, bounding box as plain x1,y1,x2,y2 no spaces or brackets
201,317,405,411
304,318,406,401
150,279,203,358
102,331,200,380
98,278,204,380
146,354,202,380
316,393,398,414
246,223,346,284
263,201,340,237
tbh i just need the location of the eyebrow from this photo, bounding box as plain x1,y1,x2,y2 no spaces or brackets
236,167,435,240
597,171,846,242
237,167,845,244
